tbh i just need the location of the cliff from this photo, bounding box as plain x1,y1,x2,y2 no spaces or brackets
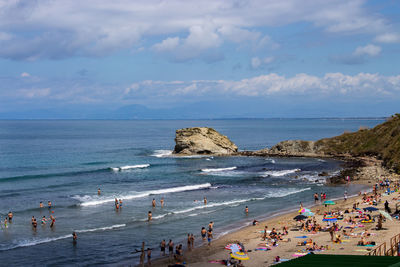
173,127,238,155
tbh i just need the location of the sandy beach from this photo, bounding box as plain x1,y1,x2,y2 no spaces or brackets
153,158,400,267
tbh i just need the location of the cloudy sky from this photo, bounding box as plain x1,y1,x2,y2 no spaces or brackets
0,0,399,118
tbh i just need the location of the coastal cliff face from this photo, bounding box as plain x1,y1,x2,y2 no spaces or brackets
173,127,238,155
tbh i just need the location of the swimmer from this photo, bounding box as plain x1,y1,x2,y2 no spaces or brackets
201,227,207,240
4,217,8,228
152,198,156,208
39,202,43,208
41,216,47,225
98,188,101,195
7,211,13,222
147,248,152,266
160,198,164,207
148,211,152,221
204,197,207,205
245,206,249,214
72,232,77,244
119,199,123,208
48,201,52,209
31,216,37,229
114,198,118,208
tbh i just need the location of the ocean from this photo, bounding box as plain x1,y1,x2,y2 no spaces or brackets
0,119,383,266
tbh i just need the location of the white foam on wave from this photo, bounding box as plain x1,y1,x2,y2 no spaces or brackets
76,183,212,207
261,168,301,177
265,187,311,198
266,158,276,164
201,167,237,173
1,224,126,251
111,164,150,171
152,150,173,158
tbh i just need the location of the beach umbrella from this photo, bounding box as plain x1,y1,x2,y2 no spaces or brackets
364,207,379,212
379,210,393,221
225,244,242,251
294,215,307,221
230,251,250,261
303,211,314,217
298,208,310,213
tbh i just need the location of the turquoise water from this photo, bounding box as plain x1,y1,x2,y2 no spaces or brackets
0,119,382,266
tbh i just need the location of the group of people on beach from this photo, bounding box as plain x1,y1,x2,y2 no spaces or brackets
313,192,328,203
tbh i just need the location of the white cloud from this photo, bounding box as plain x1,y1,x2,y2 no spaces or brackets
353,44,381,57
152,37,180,52
0,0,392,60
375,33,400,44
124,73,400,99
20,72,31,77
251,56,275,69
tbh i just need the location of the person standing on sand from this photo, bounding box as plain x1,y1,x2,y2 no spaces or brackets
329,224,335,241
344,191,348,201
263,226,268,240
314,193,318,203
160,240,166,256
160,198,164,207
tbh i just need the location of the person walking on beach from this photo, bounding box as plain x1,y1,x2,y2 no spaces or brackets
160,240,166,256
314,193,319,203
344,191,348,201
160,198,164,208
152,198,156,208
148,211,152,221
329,224,335,241
263,226,268,241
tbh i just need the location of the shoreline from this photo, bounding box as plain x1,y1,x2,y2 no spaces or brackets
152,157,400,267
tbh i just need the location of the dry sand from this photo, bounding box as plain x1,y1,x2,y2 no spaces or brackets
152,159,400,267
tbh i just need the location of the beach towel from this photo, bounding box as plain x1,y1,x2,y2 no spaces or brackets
292,253,308,257
208,260,225,265
357,244,375,247
295,236,308,238
255,247,271,251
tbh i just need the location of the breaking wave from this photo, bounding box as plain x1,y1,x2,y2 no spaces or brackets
110,164,150,171
261,168,301,177
201,167,237,173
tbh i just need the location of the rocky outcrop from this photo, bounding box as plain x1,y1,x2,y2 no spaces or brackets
268,140,324,156
173,127,238,155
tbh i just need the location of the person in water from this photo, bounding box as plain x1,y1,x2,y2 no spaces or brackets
168,240,174,258
48,201,52,209
39,202,44,208
190,233,195,249
160,239,166,256
147,248,152,266
98,188,101,195
152,198,156,208
72,232,77,244
245,206,249,214
201,227,207,240
148,211,152,221
7,211,13,222
31,216,37,229
119,199,123,208
41,216,47,225
207,229,213,246
4,217,8,228
204,197,207,205
208,221,214,231
50,215,56,228
160,198,164,207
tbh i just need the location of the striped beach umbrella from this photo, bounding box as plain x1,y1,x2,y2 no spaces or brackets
225,243,242,251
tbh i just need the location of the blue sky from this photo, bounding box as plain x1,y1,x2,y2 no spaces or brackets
0,0,399,118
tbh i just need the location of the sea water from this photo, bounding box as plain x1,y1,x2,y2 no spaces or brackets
0,119,383,266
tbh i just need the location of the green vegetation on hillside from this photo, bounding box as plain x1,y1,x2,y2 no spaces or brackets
315,114,400,174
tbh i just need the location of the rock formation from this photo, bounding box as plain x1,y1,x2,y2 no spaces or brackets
173,127,238,155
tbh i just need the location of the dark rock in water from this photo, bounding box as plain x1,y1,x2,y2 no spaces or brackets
318,172,329,177
173,127,238,155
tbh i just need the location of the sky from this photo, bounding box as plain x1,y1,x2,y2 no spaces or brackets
0,0,399,119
